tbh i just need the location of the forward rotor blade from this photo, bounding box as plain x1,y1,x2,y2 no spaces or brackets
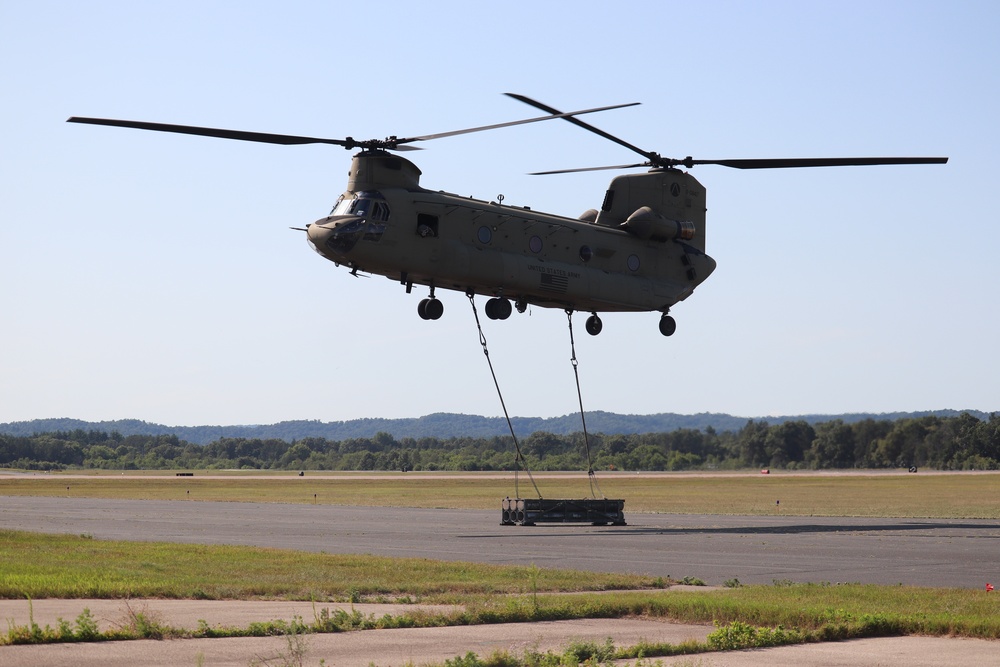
68,101,642,151
65,116,385,148
689,156,949,169
399,101,640,144
505,93,658,163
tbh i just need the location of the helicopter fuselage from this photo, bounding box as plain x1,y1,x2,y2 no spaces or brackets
306,151,717,319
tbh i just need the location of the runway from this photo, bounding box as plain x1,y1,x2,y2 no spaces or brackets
2,496,998,588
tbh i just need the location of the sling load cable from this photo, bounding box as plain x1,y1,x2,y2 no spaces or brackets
467,293,541,500
566,310,605,500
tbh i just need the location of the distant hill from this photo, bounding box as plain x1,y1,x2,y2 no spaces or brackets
0,410,990,446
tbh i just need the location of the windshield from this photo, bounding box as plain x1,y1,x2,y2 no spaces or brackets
330,191,390,221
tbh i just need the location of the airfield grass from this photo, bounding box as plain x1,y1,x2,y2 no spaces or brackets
0,529,659,601
2,470,1000,518
2,530,999,640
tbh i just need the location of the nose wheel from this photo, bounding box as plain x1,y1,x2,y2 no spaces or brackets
417,297,443,320
659,314,676,336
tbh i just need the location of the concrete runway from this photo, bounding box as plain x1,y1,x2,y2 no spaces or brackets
2,495,998,588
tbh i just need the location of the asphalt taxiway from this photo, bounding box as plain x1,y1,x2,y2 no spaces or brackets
1,495,998,588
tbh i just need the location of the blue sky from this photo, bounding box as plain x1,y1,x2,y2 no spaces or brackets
1,1,997,426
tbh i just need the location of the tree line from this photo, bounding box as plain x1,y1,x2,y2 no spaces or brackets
2,412,998,472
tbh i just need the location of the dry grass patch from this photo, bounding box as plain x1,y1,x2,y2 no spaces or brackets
3,471,999,518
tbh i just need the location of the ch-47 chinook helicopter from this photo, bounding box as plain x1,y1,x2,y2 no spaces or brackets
68,94,947,337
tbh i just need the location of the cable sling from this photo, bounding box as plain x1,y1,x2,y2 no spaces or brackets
566,310,605,500
468,294,541,499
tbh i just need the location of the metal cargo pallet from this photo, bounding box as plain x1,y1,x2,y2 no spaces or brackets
501,497,626,526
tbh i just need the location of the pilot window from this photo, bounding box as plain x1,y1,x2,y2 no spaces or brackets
330,191,390,221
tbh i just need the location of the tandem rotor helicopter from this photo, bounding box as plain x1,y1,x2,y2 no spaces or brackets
69,94,947,337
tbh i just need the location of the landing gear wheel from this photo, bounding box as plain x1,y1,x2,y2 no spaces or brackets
485,297,512,320
425,298,443,320
658,314,676,336
585,314,603,336
418,298,444,320
496,298,512,320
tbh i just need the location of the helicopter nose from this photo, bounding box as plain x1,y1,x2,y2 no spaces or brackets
306,218,335,250
307,215,366,257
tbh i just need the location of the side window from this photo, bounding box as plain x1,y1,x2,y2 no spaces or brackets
416,213,439,238
371,201,390,222
352,198,373,218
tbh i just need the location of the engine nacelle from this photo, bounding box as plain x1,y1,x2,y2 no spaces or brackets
621,206,696,242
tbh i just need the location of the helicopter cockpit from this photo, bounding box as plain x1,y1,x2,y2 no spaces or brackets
330,190,391,222
311,190,392,256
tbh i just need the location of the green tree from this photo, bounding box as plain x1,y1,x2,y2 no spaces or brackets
873,417,939,467
736,420,770,467
808,420,855,468
765,421,813,467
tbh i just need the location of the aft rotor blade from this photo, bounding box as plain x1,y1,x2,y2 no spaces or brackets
399,101,640,144
533,156,949,175
689,156,949,169
505,93,658,163
529,163,649,175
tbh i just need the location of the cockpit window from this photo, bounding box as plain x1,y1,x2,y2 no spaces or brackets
330,191,390,221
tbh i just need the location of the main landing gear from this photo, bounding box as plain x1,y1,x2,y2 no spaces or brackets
484,297,512,320
419,293,514,321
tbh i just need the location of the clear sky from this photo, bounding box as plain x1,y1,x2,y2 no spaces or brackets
1,1,997,427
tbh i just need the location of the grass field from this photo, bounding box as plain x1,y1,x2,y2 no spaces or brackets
2,529,999,654
2,470,999,518
0,529,660,601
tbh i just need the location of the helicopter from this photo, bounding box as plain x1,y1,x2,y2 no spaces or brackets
68,94,947,337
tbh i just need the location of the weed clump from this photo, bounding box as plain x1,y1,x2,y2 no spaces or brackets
706,620,805,650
